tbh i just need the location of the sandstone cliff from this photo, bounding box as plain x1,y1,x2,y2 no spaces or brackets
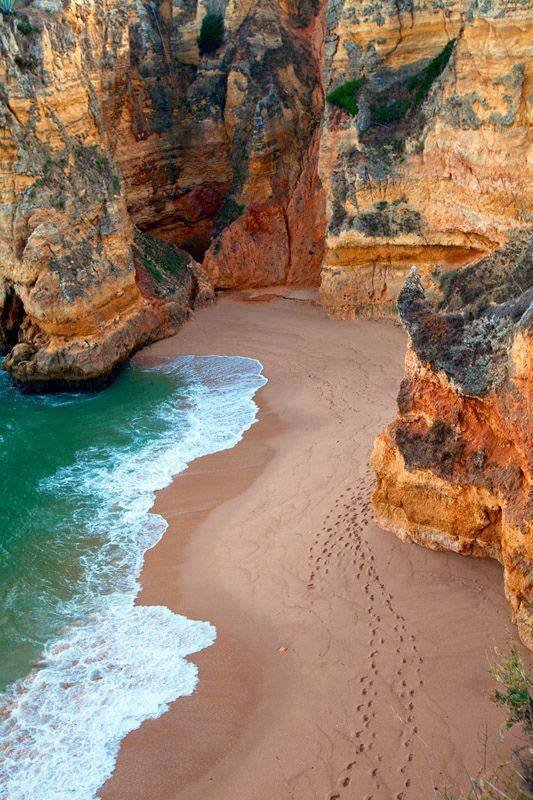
319,0,531,317
0,0,324,389
372,233,532,648
1,0,532,648
112,0,326,287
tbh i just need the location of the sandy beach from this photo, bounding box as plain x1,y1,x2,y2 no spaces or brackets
101,291,523,800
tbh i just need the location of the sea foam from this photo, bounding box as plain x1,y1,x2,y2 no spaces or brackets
0,355,267,800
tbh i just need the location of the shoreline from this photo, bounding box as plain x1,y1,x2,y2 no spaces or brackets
102,393,278,799
102,293,524,800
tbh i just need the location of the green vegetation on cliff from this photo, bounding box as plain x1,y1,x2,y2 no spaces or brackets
326,41,455,126
198,14,224,56
410,38,456,107
490,643,533,732
326,78,365,116
370,39,456,127
370,99,410,125
439,644,532,800
16,20,33,34
133,230,187,286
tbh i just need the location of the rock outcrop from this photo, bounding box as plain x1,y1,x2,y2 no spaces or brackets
0,0,325,389
0,0,197,390
1,0,531,649
113,0,326,286
199,0,326,288
319,0,531,317
372,234,532,648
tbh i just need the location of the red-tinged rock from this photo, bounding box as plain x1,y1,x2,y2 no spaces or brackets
372,235,532,649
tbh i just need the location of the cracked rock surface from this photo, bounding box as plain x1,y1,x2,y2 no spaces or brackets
372,232,532,648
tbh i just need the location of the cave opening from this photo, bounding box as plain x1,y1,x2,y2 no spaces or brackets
134,180,232,264
0,286,26,354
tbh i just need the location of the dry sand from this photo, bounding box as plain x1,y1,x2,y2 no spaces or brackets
102,291,524,800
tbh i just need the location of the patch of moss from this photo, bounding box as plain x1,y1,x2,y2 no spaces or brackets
144,259,163,284
134,230,187,286
370,98,410,125
369,39,456,129
17,21,34,35
198,14,224,56
144,248,185,284
409,38,456,107
326,78,365,116
160,250,185,277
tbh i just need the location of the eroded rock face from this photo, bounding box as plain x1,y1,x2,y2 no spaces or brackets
319,0,531,317
0,0,325,388
0,1,152,389
114,0,326,281
200,0,326,287
371,234,533,648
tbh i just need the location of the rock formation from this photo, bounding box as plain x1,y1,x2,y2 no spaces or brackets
372,233,532,648
0,0,531,644
319,0,531,317
319,0,532,646
0,0,324,389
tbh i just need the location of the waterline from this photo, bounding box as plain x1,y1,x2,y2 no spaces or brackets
0,355,267,800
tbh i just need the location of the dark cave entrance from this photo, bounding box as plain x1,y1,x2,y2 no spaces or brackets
0,286,26,354
135,179,232,264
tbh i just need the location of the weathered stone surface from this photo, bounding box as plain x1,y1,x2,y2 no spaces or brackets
371,234,533,648
0,0,325,388
319,0,532,317
2,225,200,391
200,0,326,288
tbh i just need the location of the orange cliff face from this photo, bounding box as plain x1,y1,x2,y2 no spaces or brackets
371,234,532,649
112,0,326,282
0,0,201,389
318,0,532,317
318,0,532,648
321,0,533,647
0,0,325,389
199,0,326,288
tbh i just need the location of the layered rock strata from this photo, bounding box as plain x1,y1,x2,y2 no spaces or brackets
0,0,325,389
319,0,532,317
113,0,326,285
372,234,532,648
1,224,206,391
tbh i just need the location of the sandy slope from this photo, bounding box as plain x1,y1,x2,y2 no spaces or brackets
102,291,524,800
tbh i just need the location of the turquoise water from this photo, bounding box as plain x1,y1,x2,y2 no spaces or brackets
0,365,186,689
0,355,266,800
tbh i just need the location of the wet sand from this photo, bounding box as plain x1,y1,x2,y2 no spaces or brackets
102,291,522,800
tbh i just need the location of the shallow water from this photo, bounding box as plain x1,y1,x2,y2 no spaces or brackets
0,355,266,800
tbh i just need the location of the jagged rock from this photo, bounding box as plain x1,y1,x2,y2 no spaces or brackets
0,0,324,389
371,234,533,649
199,0,326,288
319,0,531,317
6,341,36,365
